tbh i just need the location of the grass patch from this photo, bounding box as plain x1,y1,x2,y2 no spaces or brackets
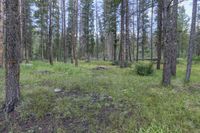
0,60,200,132
19,88,56,119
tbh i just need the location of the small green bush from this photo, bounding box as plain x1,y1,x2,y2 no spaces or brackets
191,56,200,64
135,61,154,76
111,60,119,66
177,58,185,64
193,56,200,64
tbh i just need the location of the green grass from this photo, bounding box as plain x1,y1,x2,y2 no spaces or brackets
0,60,200,132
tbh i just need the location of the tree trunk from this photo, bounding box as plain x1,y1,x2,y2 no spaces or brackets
95,0,99,60
136,0,140,61
125,0,130,63
19,0,24,62
156,0,162,69
45,7,49,60
171,0,178,76
185,0,198,82
48,1,53,65
132,0,136,61
150,0,154,60
56,1,60,61
113,12,117,62
162,0,172,86
4,0,20,113
120,0,125,67
62,0,67,63
0,0,3,67
99,18,105,61
72,0,78,67
40,2,45,60
22,0,29,63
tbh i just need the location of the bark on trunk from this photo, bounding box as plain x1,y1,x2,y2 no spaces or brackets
125,0,130,62
113,12,117,62
171,0,178,76
95,0,99,60
162,0,172,86
0,0,3,67
150,0,154,60
120,0,125,67
62,0,67,63
156,0,163,70
136,0,140,61
72,0,78,67
4,0,21,113
48,1,53,65
185,0,198,82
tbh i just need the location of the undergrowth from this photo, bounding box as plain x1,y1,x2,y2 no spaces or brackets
0,60,200,132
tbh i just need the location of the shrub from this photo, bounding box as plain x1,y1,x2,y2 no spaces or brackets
193,56,200,63
177,58,185,65
111,60,119,66
135,61,154,76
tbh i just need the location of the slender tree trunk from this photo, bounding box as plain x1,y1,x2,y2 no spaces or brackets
48,0,53,65
185,0,198,82
120,0,125,67
150,0,154,60
171,0,178,76
41,30,44,60
4,0,20,113
19,0,24,62
0,0,3,67
56,2,60,61
99,18,105,61
28,27,33,60
141,21,144,61
22,0,29,63
125,0,130,63
156,0,162,69
113,38,117,61
40,2,44,60
95,0,99,60
113,11,117,62
45,7,49,60
79,7,84,59
141,0,147,61
86,17,90,62
72,0,78,67
62,0,67,63
132,0,136,61
136,0,140,61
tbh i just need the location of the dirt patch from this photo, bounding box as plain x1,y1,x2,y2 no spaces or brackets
188,84,200,93
34,70,54,75
61,117,89,132
38,80,56,87
19,115,55,132
56,86,87,99
0,89,143,132
0,111,58,133
92,66,110,71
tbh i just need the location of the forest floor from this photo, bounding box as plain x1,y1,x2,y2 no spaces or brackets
0,60,200,133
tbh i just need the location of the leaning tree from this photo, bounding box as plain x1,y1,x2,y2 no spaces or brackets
185,0,198,82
